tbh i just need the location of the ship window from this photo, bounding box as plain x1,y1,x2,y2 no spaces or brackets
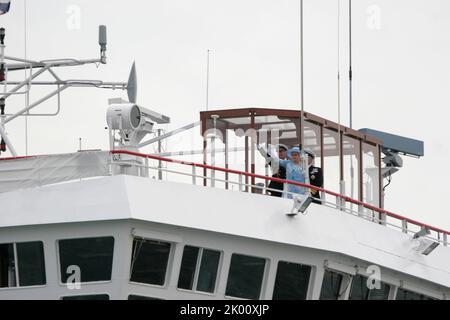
396,288,437,300
319,270,343,300
272,261,311,300
61,294,109,300
128,294,164,300
225,254,266,300
0,241,46,288
17,242,46,287
349,274,390,300
0,243,16,288
59,237,114,283
130,238,171,286
177,245,221,293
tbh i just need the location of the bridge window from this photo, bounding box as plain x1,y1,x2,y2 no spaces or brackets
0,241,46,288
177,245,221,293
272,261,311,300
59,237,114,283
319,270,343,300
396,288,437,300
130,238,171,286
128,294,163,300
349,274,390,300
62,294,109,300
225,254,266,299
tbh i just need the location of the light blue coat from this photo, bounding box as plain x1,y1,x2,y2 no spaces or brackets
278,159,307,198
258,145,307,198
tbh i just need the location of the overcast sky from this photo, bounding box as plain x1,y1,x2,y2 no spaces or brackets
1,0,450,231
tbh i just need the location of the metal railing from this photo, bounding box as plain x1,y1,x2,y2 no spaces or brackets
1,149,447,246
111,149,449,247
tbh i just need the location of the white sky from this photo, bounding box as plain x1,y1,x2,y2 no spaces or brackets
1,0,450,231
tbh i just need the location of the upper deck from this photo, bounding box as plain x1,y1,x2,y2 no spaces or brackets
0,147,448,247
200,108,384,209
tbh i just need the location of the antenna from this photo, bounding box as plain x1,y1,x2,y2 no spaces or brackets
299,0,304,150
348,0,353,128
127,62,137,103
337,0,345,202
205,49,210,111
0,25,129,157
99,25,107,64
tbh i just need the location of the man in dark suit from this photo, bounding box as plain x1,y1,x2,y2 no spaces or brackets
305,149,323,204
267,145,288,197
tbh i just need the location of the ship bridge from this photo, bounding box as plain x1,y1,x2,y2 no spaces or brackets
200,107,383,210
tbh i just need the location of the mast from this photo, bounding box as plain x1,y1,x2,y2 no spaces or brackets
205,49,210,111
349,0,353,129
299,0,304,149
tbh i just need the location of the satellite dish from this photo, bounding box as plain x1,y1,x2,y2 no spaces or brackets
127,62,137,103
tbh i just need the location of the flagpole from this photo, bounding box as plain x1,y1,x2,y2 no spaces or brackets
24,0,29,155
349,0,353,129
299,0,304,150
205,49,210,111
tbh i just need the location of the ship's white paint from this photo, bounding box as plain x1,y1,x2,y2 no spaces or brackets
0,174,449,300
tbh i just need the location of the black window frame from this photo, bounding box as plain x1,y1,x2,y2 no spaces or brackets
177,245,222,294
348,274,391,300
396,287,438,300
58,236,115,284
0,241,46,288
319,269,345,300
225,253,267,300
129,237,172,287
61,294,110,300
272,260,312,300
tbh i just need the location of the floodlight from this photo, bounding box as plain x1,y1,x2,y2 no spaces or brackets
414,238,439,256
413,228,430,239
287,195,314,217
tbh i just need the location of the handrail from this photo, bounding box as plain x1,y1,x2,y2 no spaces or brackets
0,155,33,161
111,149,450,237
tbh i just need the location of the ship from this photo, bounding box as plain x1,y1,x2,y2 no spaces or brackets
0,12,449,301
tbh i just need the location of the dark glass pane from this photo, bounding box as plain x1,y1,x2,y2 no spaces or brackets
225,254,266,299
273,261,311,300
396,288,437,300
59,237,114,283
62,294,109,300
349,275,369,300
128,295,163,300
177,246,199,290
349,274,391,300
368,282,390,300
196,249,220,293
130,239,171,286
0,243,15,288
17,241,46,287
319,270,343,300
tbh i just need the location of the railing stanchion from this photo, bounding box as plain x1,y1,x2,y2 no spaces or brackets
145,157,149,178
444,233,448,247
239,174,243,192
192,165,196,185
380,213,387,226
358,204,364,217
402,220,408,234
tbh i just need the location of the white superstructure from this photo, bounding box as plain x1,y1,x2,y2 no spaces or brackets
0,16,449,302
